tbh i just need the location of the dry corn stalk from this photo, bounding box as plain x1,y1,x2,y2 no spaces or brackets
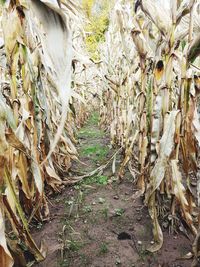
99,0,200,256
0,0,93,266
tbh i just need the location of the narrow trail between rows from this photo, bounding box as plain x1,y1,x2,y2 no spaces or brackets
33,112,192,267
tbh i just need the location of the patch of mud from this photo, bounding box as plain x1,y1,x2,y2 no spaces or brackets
33,182,192,267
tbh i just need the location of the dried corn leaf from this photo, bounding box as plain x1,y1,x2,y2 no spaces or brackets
171,160,196,234
145,111,179,202
28,0,73,163
0,208,13,267
140,0,172,36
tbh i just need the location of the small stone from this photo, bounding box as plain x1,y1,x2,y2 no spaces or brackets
92,202,96,205
137,240,142,245
150,241,154,245
125,192,129,195
115,258,121,265
113,195,119,200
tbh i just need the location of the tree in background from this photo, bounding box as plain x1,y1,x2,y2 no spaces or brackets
82,0,113,60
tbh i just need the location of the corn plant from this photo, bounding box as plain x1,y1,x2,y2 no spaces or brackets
99,0,200,261
0,0,92,266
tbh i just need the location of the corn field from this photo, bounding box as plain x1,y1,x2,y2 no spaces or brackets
0,0,200,266
99,0,200,264
0,0,94,265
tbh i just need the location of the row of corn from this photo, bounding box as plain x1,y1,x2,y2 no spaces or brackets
99,0,200,263
0,0,96,266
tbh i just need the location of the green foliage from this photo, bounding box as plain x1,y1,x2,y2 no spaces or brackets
88,112,99,125
97,175,108,185
0,0,6,5
82,0,94,18
100,206,109,219
80,144,108,162
114,208,125,216
83,205,93,213
78,112,104,138
99,242,109,254
82,0,112,60
82,175,108,186
78,127,104,138
67,240,83,252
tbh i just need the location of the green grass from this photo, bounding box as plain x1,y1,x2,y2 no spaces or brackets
78,128,104,138
80,144,108,162
88,112,99,125
67,240,83,252
83,205,93,213
78,112,104,139
99,242,109,254
97,175,108,185
114,208,125,216
82,175,108,186
100,206,109,220
78,112,108,162
58,111,110,266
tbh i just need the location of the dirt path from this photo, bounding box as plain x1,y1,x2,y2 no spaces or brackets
33,113,193,267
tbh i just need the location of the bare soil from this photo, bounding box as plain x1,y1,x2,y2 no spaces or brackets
32,113,193,267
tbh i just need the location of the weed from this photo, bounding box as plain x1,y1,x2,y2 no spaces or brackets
98,197,106,204
9,232,17,240
81,175,108,186
36,222,43,230
67,239,83,252
79,253,91,266
80,144,108,162
83,205,93,213
100,206,109,220
74,184,81,190
78,128,104,138
59,258,70,267
99,242,109,254
64,190,84,218
97,175,108,185
88,112,99,125
65,198,74,206
114,208,125,216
